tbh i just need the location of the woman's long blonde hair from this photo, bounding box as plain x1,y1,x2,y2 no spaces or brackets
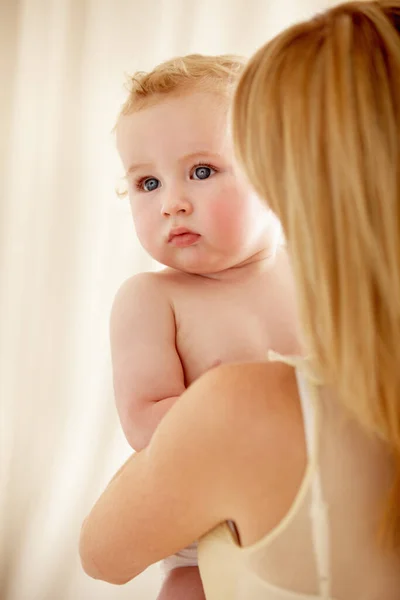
233,0,400,546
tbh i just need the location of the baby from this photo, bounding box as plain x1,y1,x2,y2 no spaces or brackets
111,54,300,600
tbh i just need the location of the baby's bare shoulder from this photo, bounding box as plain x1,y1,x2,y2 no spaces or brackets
110,272,175,329
117,268,191,297
114,271,170,303
111,269,201,333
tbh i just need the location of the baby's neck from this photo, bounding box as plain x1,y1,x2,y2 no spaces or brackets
200,246,283,283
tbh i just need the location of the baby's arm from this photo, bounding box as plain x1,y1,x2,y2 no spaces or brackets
110,273,186,451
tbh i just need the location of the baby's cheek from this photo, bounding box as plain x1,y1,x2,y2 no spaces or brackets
132,206,157,248
209,204,238,247
217,194,255,248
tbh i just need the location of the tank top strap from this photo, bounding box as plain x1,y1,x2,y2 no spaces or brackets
297,371,331,600
267,350,322,386
268,351,332,599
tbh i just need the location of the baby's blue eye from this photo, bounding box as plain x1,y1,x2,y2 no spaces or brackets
143,177,160,192
192,165,215,180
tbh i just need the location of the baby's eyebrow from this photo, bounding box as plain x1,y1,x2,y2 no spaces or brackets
179,151,222,162
125,162,153,177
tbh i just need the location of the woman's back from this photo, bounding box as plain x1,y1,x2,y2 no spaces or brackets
199,372,400,599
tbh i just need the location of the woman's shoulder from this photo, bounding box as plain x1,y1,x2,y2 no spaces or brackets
182,361,307,544
151,360,302,474
189,360,300,421
169,360,304,482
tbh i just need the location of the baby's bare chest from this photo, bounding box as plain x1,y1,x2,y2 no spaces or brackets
172,281,298,384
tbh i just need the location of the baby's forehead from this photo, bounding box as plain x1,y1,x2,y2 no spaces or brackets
117,93,233,165
120,92,228,129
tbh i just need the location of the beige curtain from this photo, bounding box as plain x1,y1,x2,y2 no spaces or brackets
0,0,333,598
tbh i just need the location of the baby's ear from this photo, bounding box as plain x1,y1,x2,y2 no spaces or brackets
115,177,128,199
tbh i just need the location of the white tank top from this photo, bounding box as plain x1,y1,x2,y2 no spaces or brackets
198,357,400,599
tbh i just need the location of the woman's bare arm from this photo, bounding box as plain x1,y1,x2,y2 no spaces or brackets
79,362,305,585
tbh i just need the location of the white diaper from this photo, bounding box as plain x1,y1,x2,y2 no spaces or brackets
161,542,198,575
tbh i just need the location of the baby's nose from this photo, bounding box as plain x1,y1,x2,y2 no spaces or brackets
162,196,193,216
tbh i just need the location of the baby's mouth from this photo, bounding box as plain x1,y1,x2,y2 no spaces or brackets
168,228,201,247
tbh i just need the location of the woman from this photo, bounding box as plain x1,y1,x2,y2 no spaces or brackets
79,1,400,597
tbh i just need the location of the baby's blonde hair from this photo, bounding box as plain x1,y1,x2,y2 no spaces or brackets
233,0,400,546
119,53,246,116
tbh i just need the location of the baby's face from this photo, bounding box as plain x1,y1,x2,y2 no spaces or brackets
117,91,272,274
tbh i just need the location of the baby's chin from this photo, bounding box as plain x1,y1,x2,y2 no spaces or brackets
152,253,232,276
